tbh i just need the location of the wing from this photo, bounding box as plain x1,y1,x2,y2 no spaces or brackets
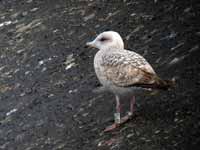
101,50,158,87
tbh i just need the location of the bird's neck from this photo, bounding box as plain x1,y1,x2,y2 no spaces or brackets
100,46,123,52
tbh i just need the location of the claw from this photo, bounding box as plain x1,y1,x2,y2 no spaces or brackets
104,123,119,132
103,114,133,132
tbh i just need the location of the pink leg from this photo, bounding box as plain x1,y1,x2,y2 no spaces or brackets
130,96,136,115
116,95,121,114
119,96,136,124
104,95,121,132
104,96,136,132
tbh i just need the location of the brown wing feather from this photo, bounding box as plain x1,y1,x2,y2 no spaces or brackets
103,64,174,90
100,50,174,90
100,51,157,86
103,64,157,87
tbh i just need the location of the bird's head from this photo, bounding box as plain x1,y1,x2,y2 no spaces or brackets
86,31,124,50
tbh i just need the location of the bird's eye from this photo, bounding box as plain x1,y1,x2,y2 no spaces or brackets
99,37,108,42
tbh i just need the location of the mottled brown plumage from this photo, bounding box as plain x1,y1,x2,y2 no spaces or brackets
86,31,174,132
101,49,156,86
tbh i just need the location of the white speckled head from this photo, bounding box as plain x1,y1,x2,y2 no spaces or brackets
86,31,124,50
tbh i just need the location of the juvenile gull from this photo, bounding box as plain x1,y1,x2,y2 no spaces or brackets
86,31,174,132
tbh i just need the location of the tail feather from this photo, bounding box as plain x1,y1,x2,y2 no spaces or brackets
136,77,175,90
155,78,175,90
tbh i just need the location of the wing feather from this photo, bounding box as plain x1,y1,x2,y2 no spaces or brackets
100,50,158,87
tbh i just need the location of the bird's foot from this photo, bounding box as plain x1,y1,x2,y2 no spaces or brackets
120,112,133,124
104,112,133,132
103,123,119,132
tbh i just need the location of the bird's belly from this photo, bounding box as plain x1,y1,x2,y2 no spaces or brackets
113,86,150,96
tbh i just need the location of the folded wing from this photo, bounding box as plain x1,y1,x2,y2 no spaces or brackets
101,50,173,89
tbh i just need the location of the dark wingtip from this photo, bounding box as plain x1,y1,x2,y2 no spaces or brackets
163,77,176,90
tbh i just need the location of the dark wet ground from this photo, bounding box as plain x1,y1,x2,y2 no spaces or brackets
0,0,200,149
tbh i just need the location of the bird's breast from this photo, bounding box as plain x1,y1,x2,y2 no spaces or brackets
94,51,111,87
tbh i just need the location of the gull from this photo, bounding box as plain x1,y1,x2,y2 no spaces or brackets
86,31,174,132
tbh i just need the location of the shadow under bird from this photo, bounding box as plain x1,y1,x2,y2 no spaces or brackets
86,31,174,132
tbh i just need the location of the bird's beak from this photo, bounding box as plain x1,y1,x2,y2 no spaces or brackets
86,40,95,48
